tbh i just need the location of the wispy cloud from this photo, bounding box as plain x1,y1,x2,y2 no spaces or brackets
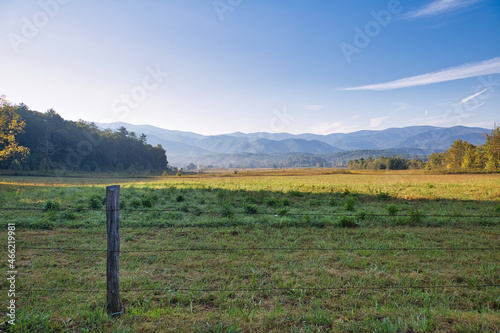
460,88,487,104
465,101,486,110
370,116,388,128
311,121,343,134
310,115,361,134
406,0,483,19
342,57,500,91
392,102,409,113
368,103,407,129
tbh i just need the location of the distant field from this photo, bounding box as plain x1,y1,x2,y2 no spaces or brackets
1,169,499,332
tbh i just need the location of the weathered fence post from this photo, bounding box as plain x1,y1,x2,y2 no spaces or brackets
106,185,124,316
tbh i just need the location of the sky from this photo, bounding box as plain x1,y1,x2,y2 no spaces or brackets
1,0,500,135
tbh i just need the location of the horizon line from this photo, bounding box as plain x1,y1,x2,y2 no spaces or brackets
94,121,493,137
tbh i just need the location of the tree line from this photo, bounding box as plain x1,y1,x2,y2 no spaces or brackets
0,99,168,173
173,148,433,170
347,156,425,170
347,126,500,172
427,126,499,171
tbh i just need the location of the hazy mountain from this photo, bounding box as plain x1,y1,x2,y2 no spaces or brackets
97,122,345,155
170,148,438,169
98,122,205,145
394,126,489,150
97,122,490,167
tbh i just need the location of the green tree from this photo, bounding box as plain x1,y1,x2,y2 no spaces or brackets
472,146,486,169
446,139,467,170
428,152,444,169
0,97,30,161
461,142,476,170
374,156,388,170
484,124,500,171
387,156,408,170
117,126,128,136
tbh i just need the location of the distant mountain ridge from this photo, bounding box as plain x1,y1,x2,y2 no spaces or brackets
96,122,490,167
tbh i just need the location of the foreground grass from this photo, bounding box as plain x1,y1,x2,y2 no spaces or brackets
0,170,499,332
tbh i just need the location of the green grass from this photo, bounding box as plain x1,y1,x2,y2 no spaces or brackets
0,170,499,332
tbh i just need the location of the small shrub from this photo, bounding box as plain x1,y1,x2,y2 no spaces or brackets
43,200,61,212
386,204,399,216
338,216,358,228
130,198,142,208
282,198,290,206
176,195,185,203
377,192,390,201
244,204,258,214
343,196,356,212
265,197,279,207
329,198,337,207
219,204,234,218
494,205,500,214
277,207,289,216
60,210,76,221
141,196,154,208
408,209,425,224
245,196,257,204
89,196,103,210
289,191,303,197
307,199,321,207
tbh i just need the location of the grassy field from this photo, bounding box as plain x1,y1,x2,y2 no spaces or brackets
1,169,499,332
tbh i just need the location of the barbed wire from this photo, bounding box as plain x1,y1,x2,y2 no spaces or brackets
18,246,500,253
4,284,499,294
1,206,499,219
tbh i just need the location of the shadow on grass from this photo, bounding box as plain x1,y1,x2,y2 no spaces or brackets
2,186,499,230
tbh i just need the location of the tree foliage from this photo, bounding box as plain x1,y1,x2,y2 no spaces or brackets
0,96,30,162
0,103,168,173
347,156,424,170
427,125,500,172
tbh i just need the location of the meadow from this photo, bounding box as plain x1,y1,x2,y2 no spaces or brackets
0,169,499,332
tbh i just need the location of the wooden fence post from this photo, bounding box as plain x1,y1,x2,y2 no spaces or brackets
106,185,124,316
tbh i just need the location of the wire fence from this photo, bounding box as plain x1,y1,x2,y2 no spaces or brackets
5,284,500,294
2,199,499,308
5,242,499,295
16,246,500,253
2,206,500,219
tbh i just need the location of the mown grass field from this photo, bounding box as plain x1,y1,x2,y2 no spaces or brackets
1,169,499,332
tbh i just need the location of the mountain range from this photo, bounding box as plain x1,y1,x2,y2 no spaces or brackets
96,123,490,168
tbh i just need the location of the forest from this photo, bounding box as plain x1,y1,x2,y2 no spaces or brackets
0,101,168,173
347,126,500,172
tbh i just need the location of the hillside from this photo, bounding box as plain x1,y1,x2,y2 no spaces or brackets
2,106,168,173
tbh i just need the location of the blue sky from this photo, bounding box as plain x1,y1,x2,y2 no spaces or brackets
1,0,500,135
